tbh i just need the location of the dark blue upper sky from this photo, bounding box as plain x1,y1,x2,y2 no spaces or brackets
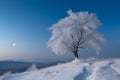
0,0,120,61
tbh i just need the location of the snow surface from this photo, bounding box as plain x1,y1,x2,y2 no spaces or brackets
1,58,120,80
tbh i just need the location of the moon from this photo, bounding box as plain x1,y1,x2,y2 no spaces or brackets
12,43,16,47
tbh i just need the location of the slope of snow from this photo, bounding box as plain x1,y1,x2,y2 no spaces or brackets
1,58,120,80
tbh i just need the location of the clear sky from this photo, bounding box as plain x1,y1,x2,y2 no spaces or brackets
0,0,120,61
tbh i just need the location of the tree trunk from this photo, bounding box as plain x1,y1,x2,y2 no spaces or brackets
73,50,79,59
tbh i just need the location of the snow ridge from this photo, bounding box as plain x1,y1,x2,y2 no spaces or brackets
1,58,120,80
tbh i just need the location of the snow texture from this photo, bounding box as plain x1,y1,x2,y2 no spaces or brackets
48,9,105,55
1,58,120,80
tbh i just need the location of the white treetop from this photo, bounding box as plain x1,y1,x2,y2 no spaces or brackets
48,10,105,58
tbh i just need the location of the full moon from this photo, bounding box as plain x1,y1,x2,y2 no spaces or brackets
12,43,16,47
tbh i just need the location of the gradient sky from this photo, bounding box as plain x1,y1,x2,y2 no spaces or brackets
0,0,120,61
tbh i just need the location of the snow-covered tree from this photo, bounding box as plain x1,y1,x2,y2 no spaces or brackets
27,64,38,72
0,71,12,80
48,10,105,60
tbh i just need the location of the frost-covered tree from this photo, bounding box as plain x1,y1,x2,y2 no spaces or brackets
27,64,38,72
0,71,11,80
48,10,105,60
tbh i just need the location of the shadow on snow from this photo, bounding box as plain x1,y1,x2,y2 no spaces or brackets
74,67,90,80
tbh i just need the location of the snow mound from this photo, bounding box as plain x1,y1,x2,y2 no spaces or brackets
1,58,120,80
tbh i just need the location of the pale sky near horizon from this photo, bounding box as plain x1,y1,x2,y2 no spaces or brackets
0,0,120,61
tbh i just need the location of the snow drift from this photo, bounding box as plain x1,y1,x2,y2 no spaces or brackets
0,58,120,80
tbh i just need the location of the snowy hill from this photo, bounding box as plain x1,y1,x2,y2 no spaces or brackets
0,58,120,80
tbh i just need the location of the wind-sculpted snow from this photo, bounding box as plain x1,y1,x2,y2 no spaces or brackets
111,59,120,73
87,60,120,80
1,58,120,80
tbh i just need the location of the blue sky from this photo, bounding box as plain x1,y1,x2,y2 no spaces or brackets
0,0,120,61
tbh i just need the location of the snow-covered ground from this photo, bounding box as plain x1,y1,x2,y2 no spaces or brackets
0,58,120,80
